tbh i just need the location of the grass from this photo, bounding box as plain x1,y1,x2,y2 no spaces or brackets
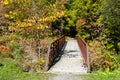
1,34,120,80
82,71,120,80
1,58,120,80
0,34,58,80
0,58,51,80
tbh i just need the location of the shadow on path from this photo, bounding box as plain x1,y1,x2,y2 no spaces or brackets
52,41,68,65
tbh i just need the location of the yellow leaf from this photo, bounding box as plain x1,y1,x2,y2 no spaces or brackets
3,0,9,5
37,27,40,29
4,14,9,18
28,23,32,26
45,26,48,28
8,26,14,31
118,42,120,47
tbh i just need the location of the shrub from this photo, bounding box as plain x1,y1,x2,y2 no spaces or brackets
89,40,119,71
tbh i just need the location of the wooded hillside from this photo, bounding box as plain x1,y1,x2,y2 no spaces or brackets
0,0,120,74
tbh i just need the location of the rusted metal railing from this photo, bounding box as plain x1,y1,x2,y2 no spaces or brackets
45,36,65,71
76,36,90,73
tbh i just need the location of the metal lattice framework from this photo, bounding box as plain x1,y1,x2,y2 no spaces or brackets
76,36,90,73
45,35,65,71
45,35,91,73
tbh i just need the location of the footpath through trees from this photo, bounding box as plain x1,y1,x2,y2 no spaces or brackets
48,39,88,74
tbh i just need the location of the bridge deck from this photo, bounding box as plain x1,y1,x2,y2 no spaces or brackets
48,39,87,74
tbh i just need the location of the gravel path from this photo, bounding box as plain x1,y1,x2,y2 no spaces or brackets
48,39,87,74
46,74,84,80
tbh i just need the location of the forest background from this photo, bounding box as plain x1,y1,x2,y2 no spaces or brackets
0,0,120,79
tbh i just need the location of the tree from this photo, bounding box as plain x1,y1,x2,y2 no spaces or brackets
101,0,120,54
65,0,103,38
2,0,66,34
